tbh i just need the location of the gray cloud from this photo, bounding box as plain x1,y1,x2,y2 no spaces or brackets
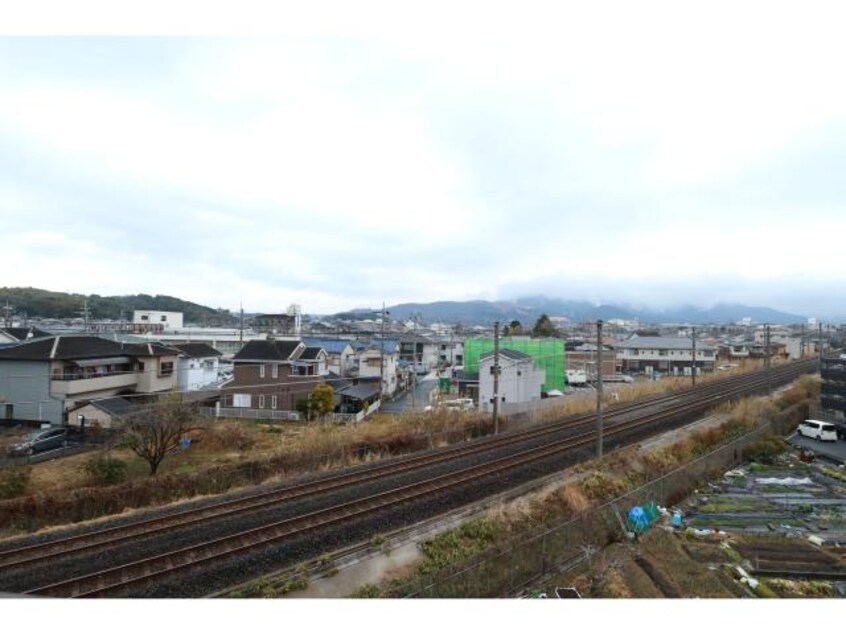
2,35,846,318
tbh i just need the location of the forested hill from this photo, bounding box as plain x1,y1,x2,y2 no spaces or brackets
0,287,237,326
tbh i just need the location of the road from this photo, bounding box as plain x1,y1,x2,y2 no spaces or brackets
788,433,846,464
380,373,439,414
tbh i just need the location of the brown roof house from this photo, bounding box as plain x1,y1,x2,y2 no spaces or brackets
220,339,326,418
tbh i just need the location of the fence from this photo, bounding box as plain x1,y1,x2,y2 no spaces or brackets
394,408,801,598
199,407,301,422
199,400,382,424
0,443,91,468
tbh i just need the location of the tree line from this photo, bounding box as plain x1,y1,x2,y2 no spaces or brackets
0,287,237,325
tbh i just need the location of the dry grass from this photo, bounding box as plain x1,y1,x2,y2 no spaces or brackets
0,408,491,535
639,530,734,597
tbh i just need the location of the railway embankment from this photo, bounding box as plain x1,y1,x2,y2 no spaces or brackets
240,377,823,598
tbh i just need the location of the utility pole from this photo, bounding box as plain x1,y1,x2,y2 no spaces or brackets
81,298,90,333
493,321,500,435
239,303,244,345
691,326,697,387
819,322,824,374
380,302,387,400
596,320,604,458
2,302,13,328
801,323,805,359
766,324,771,396
411,360,416,410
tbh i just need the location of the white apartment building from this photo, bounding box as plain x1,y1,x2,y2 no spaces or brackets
133,310,184,330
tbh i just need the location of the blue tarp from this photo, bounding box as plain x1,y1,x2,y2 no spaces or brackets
626,501,660,535
627,507,650,533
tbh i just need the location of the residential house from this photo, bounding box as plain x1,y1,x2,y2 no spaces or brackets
170,343,224,391
431,335,464,368
221,339,324,413
616,336,718,376
0,327,52,344
302,337,356,376
298,346,329,376
67,396,140,430
478,349,545,414
726,341,752,359
395,333,439,372
0,335,179,426
565,340,620,380
453,369,479,403
352,339,399,397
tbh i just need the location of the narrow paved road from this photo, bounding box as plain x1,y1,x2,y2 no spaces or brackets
381,374,438,414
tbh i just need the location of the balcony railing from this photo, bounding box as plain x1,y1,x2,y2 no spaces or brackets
51,371,139,396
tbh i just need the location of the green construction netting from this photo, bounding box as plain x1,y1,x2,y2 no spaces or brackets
462,338,565,391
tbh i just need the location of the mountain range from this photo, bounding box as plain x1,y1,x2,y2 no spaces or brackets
378,296,807,326
1,287,810,328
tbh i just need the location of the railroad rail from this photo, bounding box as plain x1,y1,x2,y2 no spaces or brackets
0,359,816,597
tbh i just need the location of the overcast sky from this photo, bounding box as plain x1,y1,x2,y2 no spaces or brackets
2,3,846,319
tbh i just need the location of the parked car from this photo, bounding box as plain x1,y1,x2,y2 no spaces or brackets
798,420,838,442
7,427,74,457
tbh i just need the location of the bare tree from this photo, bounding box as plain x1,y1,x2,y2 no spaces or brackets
125,396,201,475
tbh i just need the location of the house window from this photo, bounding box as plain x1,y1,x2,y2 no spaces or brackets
272,364,278,379
138,362,145,372
159,361,174,377
260,364,266,379
259,394,265,409
233,394,251,408
160,316,167,322
140,315,149,321
271,395,277,409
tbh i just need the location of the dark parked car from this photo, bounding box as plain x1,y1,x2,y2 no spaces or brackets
7,427,74,457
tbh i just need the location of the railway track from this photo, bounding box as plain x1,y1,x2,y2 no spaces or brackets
0,360,816,597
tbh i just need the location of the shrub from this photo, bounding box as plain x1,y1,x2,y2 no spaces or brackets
0,466,31,499
742,435,785,464
560,484,590,514
349,583,383,598
581,472,624,501
202,423,256,451
83,455,129,485
279,577,308,595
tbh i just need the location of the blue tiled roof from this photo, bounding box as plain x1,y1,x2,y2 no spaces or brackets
302,338,353,354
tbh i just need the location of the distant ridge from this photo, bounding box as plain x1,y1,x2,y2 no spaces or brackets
376,296,806,326
0,287,237,326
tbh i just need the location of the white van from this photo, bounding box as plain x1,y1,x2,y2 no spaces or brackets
798,420,838,442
